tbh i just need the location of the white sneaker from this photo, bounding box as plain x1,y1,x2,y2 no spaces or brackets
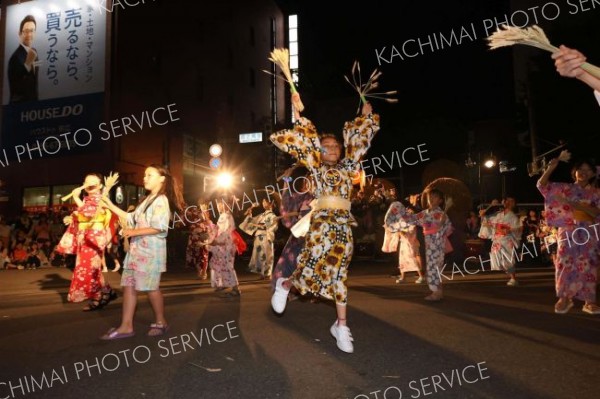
330,322,354,353
415,277,424,284
271,278,290,314
507,278,519,287
395,277,404,284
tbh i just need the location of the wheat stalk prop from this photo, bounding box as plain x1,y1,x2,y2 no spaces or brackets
487,24,600,79
265,48,304,112
344,60,398,114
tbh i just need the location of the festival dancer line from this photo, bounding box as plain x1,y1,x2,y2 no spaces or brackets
270,92,380,353
382,197,424,284
384,189,452,301
185,201,213,280
488,197,522,287
100,164,185,339
240,198,279,279
208,201,241,297
55,173,117,311
537,153,600,315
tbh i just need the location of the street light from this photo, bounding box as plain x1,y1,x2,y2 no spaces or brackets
466,152,495,205
483,153,496,169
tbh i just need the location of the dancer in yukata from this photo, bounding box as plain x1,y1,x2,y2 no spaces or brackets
240,199,279,280
56,173,118,311
488,197,522,286
537,152,600,315
270,91,380,353
384,189,452,302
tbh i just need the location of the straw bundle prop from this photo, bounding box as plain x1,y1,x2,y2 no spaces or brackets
344,61,397,114
487,25,600,79
264,48,304,112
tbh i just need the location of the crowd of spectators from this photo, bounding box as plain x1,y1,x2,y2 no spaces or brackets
0,208,74,270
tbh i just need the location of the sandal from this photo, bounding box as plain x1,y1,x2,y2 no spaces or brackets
100,328,135,340
98,290,117,308
83,300,103,311
147,323,169,337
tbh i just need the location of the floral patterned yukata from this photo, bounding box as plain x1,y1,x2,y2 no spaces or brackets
270,113,380,305
537,181,600,302
398,225,421,273
385,203,451,292
488,210,522,274
121,195,170,291
185,208,213,277
55,193,114,303
240,209,279,278
208,212,239,289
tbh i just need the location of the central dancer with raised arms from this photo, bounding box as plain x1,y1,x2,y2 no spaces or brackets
269,91,380,353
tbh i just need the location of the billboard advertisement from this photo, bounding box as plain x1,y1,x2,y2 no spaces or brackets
0,0,108,162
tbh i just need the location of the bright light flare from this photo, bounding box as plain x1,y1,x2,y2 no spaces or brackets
216,172,233,189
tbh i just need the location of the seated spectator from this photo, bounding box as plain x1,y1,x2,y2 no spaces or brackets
11,242,28,269
33,215,51,244
0,242,14,269
465,211,480,238
26,242,42,269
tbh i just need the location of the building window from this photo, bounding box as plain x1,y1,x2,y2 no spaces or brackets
270,17,277,125
52,185,78,207
288,14,299,122
23,187,50,211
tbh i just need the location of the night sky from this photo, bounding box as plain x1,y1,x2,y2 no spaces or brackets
274,0,600,204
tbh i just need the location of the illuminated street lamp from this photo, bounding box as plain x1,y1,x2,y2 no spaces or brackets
466,151,496,205
209,144,223,158
483,153,496,169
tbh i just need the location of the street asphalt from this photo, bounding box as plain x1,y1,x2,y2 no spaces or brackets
0,259,598,399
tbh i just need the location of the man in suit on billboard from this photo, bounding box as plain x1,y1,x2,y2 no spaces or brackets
8,15,39,103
